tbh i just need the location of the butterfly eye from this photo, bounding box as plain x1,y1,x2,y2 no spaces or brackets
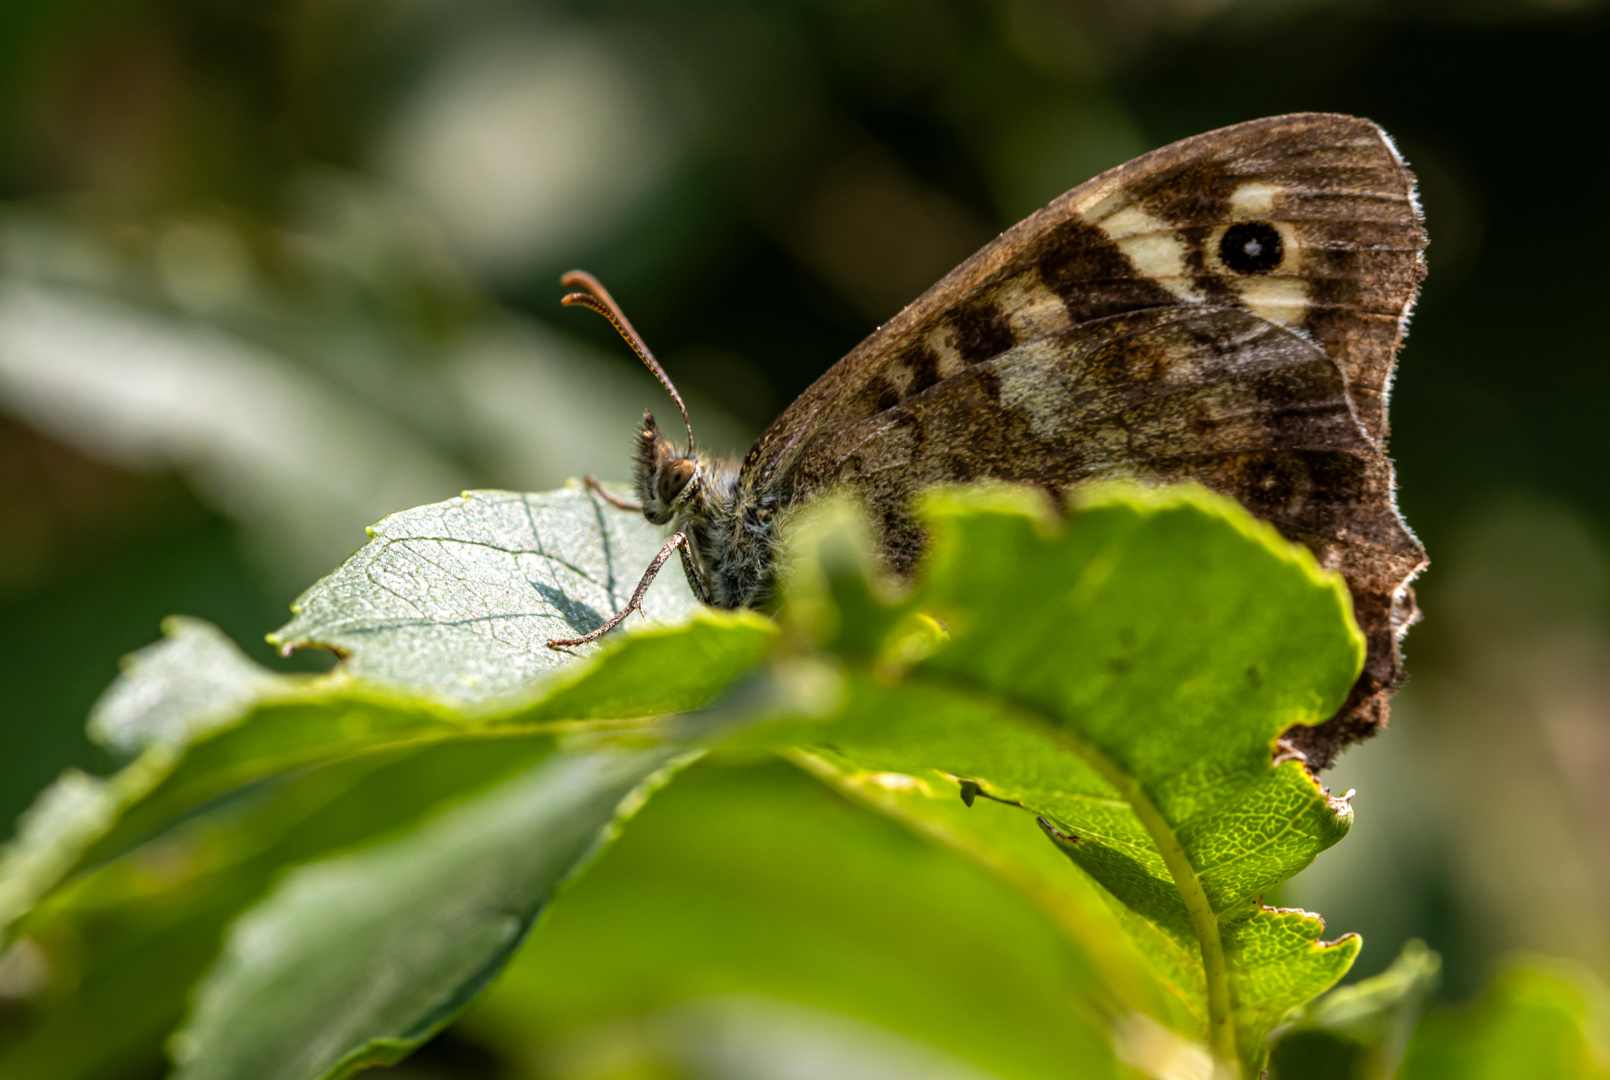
657,459,696,505
1219,221,1284,274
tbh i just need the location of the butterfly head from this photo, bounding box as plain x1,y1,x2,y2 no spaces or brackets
634,410,710,524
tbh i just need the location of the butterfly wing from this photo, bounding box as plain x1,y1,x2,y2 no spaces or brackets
741,113,1426,766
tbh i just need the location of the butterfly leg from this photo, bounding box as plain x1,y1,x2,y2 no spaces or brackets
546,531,689,649
583,475,642,513
677,537,713,605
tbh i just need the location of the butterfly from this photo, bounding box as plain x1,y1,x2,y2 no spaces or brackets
548,113,1427,770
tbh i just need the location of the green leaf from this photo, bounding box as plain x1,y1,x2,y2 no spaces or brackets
0,481,1368,1080
168,748,687,1080
0,484,771,1079
0,511,772,951
462,757,1126,1080
0,738,555,1080
766,484,1365,1071
88,617,286,755
79,607,766,871
271,485,706,700
785,746,1189,1033
1399,961,1610,1080
1267,939,1442,1080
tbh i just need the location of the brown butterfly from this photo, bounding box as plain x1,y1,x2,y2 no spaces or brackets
549,113,1427,769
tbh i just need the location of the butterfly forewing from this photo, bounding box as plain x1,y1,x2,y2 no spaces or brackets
740,113,1427,766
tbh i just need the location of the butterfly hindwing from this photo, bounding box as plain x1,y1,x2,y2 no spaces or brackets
740,113,1426,765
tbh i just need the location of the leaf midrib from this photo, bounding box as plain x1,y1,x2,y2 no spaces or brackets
905,669,1240,1068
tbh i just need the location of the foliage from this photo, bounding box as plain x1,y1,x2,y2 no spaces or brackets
1,482,1607,1079
168,749,688,1080
1268,939,1441,1079
763,484,1364,1068
1398,960,1610,1080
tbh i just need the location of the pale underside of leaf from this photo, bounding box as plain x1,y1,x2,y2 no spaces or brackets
272,485,700,700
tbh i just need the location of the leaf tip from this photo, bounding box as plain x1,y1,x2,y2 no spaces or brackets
1330,787,1356,819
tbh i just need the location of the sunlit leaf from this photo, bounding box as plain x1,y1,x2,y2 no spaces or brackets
0,482,1377,1080
0,483,774,953
764,484,1364,1070
271,484,708,699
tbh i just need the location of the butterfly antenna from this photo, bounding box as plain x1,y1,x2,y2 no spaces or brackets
559,270,694,450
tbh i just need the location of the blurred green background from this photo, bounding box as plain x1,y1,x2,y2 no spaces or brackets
1,0,1607,1072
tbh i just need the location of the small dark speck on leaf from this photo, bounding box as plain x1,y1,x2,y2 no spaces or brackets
1036,816,1078,843
958,780,979,807
1108,657,1131,674
1246,665,1262,688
